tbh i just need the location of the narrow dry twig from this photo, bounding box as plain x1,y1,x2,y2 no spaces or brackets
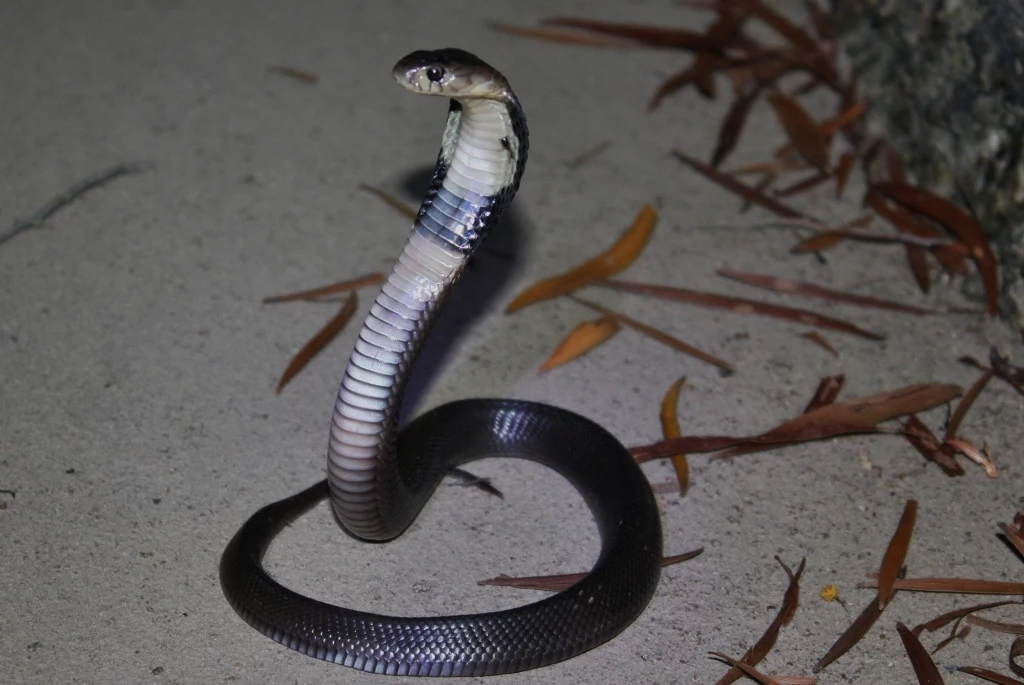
1,162,152,246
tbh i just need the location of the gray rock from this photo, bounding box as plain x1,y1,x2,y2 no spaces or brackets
831,0,1024,322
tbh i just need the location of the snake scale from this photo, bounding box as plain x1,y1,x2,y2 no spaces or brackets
220,48,663,677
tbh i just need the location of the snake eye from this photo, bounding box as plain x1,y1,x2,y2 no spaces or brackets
426,66,444,83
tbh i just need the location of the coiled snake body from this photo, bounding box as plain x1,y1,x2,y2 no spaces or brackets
220,48,663,677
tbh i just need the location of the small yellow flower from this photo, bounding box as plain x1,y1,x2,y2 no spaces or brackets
820,584,840,602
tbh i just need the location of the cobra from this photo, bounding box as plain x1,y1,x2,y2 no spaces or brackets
220,48,663,677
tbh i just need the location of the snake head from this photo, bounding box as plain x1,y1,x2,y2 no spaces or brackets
393,48,514,103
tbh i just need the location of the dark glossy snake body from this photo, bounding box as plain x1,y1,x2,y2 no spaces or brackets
220,48,663,677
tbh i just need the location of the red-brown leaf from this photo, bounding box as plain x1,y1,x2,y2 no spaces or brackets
877,500,918,610
814,591,895,673
767,92,830,171
543,18,725,51
712,87,762,167
903,416,965,476
275,293,358,394
572,296,735,372
714,558,805,685
799,331,838,356
263,272,384,304
675,149,807,218
601,279,885,339
875,182,999,314
717,268,936,314
896,621,946,685
804,375,845,413
945,370,994,440
835,150,856,198
958,666,1024,685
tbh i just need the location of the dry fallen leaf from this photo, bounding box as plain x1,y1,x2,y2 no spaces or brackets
571,297,735,372
957,666,1024,685
717,268,936,314
877,500,917,610
945,370,994,440
674,148,809,218
896,621,946,685
660,376,689,493
714,557,806,685
539,317,620,372
478,549,703,592
492,23,640,48
275,293,358,394
799,331,838,356
804,375,845,413
357,183,418,220
860,575,1024,595
903,415,965,476
875,181,999,315
766,92,830,171
266,65,319,84
263,272,384,304
600,279,885,339
506,205,657,313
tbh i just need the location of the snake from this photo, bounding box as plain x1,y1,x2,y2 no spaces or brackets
220,48,663,677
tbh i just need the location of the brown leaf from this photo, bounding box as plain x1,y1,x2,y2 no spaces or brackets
804,375,845,413
660,376,689,494
958,666,1024,685
835,150,856,198
775,171,831,198
805,0,836,43
791,231,847,253
875,182,999,315
714,557,806,685
266,65,319,84
275,293,358,394
813,591,895,672
1013,637,1024,678
877,500,918,610
712,86,762,167
896,621,946,685
991,348,1024,387
571,297,735,372
632,423,882,463
505,205,657,313
820,101,869,137
915,601,1020,635
567,140,611,170
717,268,936,315
767,92,830,171
709,652,783,685
492,23,639,48
945,370,994,440
357,183,418,220
650,66,699,111
966,615,1024,636
543,18,725,51
778,383,961,434
945,438,997,478
860,575,1024,595
903,416,965,476
674,149,807,218
799,331,838,356
1000,517,1024,559
600,279,885,340
478,549,703,592
539,317,620,372
729,0,819,53
263,272,384,304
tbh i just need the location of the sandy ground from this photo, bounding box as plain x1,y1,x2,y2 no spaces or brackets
2,1,1022,684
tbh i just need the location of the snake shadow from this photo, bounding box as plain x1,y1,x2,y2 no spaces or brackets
393,165,527,425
